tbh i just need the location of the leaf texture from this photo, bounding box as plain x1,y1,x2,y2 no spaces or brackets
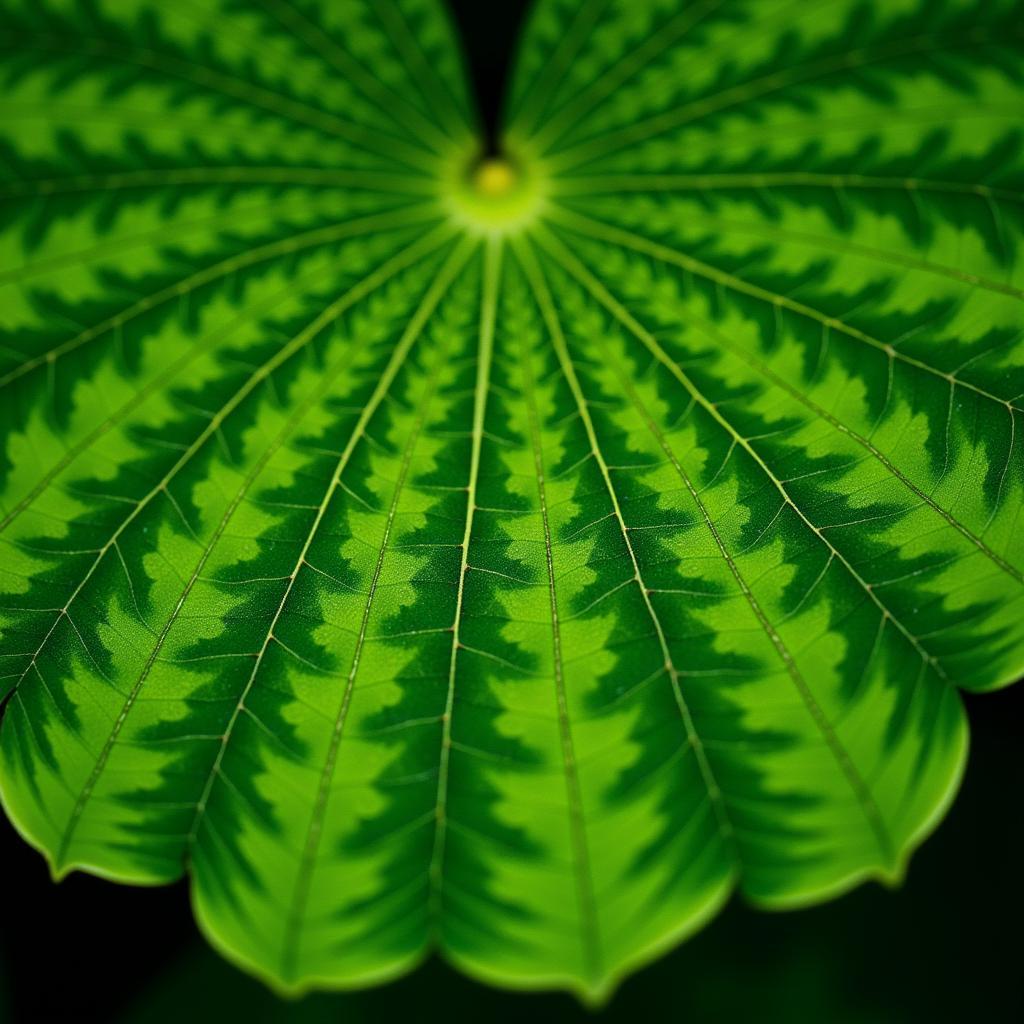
1,0,1022,1002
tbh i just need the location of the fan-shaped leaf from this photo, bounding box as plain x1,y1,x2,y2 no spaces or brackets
1,0,1022,1003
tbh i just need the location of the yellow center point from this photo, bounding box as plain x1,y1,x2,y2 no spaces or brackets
474,158,517,197
446,148,546,235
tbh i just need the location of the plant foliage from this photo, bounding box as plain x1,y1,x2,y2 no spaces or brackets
0,0,1022,1002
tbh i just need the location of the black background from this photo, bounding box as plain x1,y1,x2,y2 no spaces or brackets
3,3,1022,1020
4,689,1021,1022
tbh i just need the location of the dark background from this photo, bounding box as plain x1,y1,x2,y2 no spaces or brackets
448,0,526,152
4,688,1021,1023
3,3,1022,1021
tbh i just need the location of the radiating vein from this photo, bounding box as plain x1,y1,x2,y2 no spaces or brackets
513,233,738,855
547,28,1022,169
0,238,415,535
4,33,440,171
372,0,470,140
652,292,1024,589
0,204,440,396
550,172,1024,208
521,0,727,153
554,248,897,865
562,205,1024,300
428,236,500,928
541,210,1024,586
533,223,963,686
547,206,1024,413
185,234,475,856
50,286,380,870
517,255,603,981
279,273,458,980
508,0,610,141
255,0,459,153
9,226,457,702
0,167,435,201
0,190,386,288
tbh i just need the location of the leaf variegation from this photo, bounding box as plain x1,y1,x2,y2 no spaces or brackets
1,0,1022,1003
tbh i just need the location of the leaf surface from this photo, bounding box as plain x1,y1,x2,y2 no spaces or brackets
1,0,1022,1001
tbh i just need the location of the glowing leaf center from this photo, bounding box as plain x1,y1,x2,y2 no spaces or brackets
445,149,546,234
474,158,517,196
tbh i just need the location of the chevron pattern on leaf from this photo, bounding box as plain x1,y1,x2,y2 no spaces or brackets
0,0,1022,1004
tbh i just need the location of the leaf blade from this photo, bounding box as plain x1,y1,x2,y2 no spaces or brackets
0,0,1021,1001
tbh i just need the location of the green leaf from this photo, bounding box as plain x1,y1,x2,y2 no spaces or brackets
1,0,1022,1003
